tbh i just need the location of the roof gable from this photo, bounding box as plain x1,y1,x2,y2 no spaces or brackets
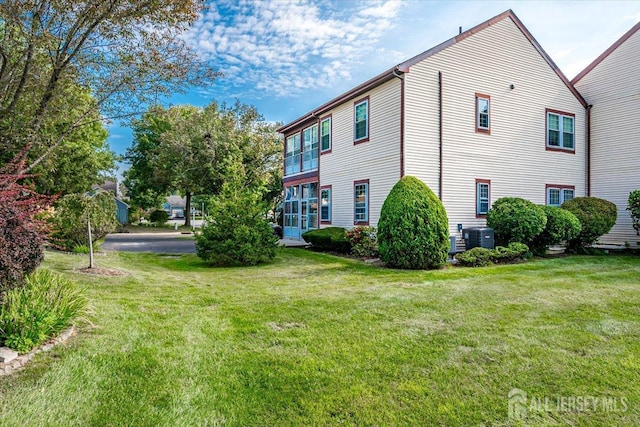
572,21,640,85
279,9,586,133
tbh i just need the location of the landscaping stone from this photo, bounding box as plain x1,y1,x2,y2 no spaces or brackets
0,347,18,363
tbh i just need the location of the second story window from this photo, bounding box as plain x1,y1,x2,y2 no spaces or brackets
320,117,331,152
354,98,369,143
302,124,318,171
547,110,575,151
285,134,301,175
476,94,490,133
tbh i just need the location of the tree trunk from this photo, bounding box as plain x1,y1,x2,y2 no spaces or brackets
88,216,94,269
184,191,191,227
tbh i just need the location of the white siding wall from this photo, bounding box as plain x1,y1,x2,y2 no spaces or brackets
319,79,401,228
574,29,640,245
404,17,587,237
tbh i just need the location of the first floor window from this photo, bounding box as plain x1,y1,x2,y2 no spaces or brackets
476,180,490,215
547,110,574,150
320,187,331,222
476,94,490,133
354,181,369,224
547,186,574,207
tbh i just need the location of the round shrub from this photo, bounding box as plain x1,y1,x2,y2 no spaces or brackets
562,196,617,247
455,247,494,267
0,201,44,295
149,209,169,225
302,227,351,253
378,176,449,269
486,197,546,246
345,226,378,258
532,206,582,253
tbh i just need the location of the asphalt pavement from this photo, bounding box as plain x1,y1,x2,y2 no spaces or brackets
101,233,196,254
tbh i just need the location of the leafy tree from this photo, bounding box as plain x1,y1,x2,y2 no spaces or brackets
0,0,217,174
378,176,449,270
51,192,118,256
125,101,282,227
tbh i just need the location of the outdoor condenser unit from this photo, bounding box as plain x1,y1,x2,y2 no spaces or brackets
463,227,495,250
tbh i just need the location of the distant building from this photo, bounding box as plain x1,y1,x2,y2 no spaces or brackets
163,195,186,218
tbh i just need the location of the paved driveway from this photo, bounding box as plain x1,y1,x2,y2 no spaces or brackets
102,233,196,254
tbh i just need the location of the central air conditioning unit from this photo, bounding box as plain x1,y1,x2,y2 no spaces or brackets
463,227,495,250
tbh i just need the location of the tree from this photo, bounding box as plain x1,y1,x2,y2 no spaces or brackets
125,101,282,227
0,0,217,173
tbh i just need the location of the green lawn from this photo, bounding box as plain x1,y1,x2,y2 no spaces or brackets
1,250,639,426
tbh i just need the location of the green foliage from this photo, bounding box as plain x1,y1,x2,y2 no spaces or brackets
378,176,449,269
532,206,582,254
455,247,494,267
562,197,617,248
72,245,90,254
345,226,379,258
149,209,169,225
196,184,279,266
486,197,547,246
51,192,118,250
455,243,530,267
302,227,351,254
0,270,87,354
628,190,640,236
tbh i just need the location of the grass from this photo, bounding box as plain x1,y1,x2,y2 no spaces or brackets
0,250,639,426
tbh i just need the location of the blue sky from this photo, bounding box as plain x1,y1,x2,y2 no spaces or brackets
108,0,640,174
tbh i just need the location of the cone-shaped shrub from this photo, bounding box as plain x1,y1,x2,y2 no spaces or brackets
378,176,449,269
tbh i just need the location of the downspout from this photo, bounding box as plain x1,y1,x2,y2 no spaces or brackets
586,104,592,196
438,71,443,201
393,68,405,178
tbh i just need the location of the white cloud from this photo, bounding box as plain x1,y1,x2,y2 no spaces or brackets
184,0,405,98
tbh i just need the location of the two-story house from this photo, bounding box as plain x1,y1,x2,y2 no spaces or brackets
572,22,640,246
278,10,588,244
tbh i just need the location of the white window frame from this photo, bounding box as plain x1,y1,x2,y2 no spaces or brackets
320,117,331,152
547,186,575,207
320,188,331,222
476,181,490,215
354,99,369,142
354,182,369,224
476,95,490,132
546,111,575,150
284,134,301,176
302,124,318,171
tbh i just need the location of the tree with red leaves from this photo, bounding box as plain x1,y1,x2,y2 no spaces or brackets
0,150,53,295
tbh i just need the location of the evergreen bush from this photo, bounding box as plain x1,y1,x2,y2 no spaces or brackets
627,190,640,236
532,206,582,254
378,176,449,269
562,196,617,248
486,197,546,246
302,227,351,253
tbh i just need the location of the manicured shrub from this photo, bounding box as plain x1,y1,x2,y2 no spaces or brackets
378,176,449,269
455,243,529,267
345,226,378,258
628,190,640,236
196,186,278,266
562,196,617,248
455,247,494,267
51,192,118,250
532,206,582,254
302,227,351,254
0,270,88,354
149,209,169,225
486,197,546,246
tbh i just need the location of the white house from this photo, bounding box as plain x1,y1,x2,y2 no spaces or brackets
278,10,589,245
572,22,640,246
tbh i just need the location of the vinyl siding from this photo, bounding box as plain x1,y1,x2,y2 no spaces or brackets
319,79,401,228
404,16,586,236
574,29,640,245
